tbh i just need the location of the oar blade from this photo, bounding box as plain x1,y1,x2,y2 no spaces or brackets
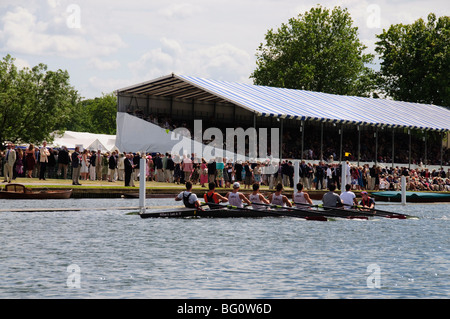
305,215,328,222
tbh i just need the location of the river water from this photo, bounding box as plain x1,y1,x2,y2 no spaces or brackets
0,198,448,299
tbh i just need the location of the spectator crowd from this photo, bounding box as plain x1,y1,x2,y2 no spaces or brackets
2,142,450,192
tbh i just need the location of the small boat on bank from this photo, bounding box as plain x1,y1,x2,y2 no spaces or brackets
0,184,72,200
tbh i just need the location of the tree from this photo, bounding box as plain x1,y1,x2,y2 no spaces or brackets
375,13,450,107
250,5,377,97
86,93,117,135
0,54,80,148
66,93,117,135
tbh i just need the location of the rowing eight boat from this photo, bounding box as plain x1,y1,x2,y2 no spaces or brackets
139,201,418,220
139,205,371,221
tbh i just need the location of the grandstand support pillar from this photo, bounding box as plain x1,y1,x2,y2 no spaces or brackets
357,125,361,167
280,118,284,160
408,129,411,170
392,129,395,169
320,122,323,161
424,131,427,166
441,131,444,169
375,128,378,166
300,120,305,161
339,124,343,163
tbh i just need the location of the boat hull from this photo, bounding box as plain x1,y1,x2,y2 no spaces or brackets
139,207,368,220
0,190,73,199
0,184,72,199
140,208,287,219
372,191,450,203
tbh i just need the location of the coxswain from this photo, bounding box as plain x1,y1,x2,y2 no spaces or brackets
175,181,202,209
249,183,270,210
292,182,313,209
225,182,251,208
322,183,344,209
359,191,375,210
204,182,228,204
268,183,292,207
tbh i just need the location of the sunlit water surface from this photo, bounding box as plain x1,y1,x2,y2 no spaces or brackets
0,198,449,299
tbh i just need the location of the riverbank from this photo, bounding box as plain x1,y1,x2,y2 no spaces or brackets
3,177,333,199
3,177,449,201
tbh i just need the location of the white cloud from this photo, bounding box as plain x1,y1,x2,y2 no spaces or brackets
1,0,449,99
0,6,126,59
158,3,204,19
88,58,121,71
87,76,132,97
127,38,253,84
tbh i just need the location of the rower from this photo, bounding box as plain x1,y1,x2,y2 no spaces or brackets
322,183,343,209
292,182,313,209
175,181,202,209
225,182,251,208
340,184,358,209
204,182,228,204
359,191,375,210
268,183,292,207
249,183,270,210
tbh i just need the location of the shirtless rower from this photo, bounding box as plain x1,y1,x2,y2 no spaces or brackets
249,183,270,210
225,182,251,208
268,183,292,207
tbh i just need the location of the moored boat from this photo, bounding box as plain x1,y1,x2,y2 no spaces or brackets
372,191,450,203
0,184,72,199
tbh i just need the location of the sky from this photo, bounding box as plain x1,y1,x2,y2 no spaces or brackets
0,0,449,99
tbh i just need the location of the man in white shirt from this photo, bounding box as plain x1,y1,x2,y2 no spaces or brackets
340,184,358,209
39,141,50,180
3,143,16,183
175,181,202,209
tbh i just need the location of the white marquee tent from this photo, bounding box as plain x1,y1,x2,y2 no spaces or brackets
50,131,118,152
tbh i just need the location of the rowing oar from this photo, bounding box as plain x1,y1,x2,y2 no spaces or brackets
293,201,410,220
290,202,370,220
249,202,329,221
352,205,418,219
205,202,328,221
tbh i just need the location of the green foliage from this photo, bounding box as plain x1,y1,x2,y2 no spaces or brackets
67,93,117,135
0,55,117,148
251,5,377,97
375,13,450,107
0,54,80,147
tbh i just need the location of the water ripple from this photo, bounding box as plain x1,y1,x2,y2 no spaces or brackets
0,199,448,298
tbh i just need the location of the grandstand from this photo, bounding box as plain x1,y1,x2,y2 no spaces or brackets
116,73,450,167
